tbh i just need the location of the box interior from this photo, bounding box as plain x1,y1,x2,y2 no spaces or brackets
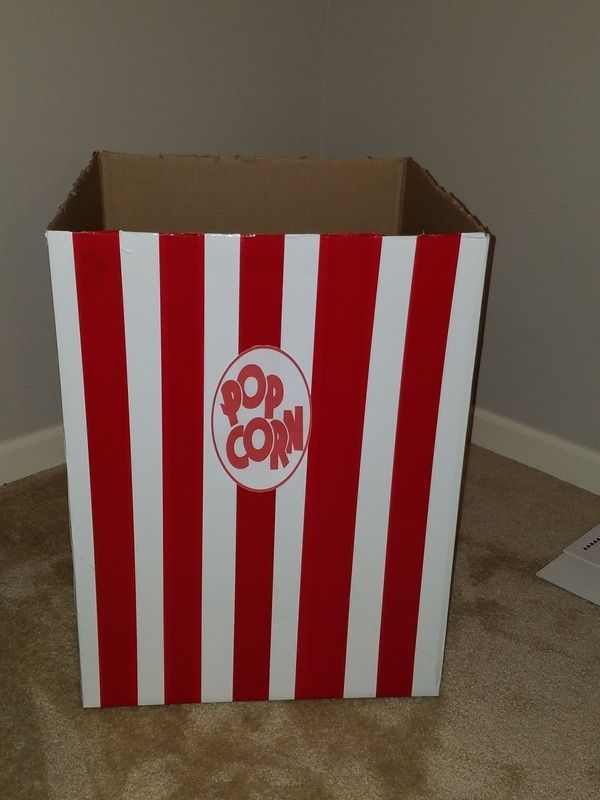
48,151,484,235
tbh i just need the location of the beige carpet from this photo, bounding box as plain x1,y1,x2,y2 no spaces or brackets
1,446,599,800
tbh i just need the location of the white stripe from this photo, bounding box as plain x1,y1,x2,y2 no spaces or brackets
120,232,164,705
269,235,320,699
343,236,417,698
202,235,240,702
46,232,100,708
412,233,489,695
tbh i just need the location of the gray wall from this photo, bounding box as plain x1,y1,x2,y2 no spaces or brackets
2,0,599,452
0,0,325,441
321,0,600,450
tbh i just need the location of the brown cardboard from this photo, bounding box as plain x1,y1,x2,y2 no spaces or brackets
401,159,483,235
49,152,485,236
50,152,104,232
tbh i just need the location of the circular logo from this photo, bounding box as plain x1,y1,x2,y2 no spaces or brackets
211,346,311,492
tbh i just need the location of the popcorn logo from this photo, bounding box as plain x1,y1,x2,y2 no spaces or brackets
212,346,311,492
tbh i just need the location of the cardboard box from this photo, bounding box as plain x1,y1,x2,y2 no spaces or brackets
46,152,491,707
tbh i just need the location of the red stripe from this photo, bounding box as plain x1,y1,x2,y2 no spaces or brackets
377,234,460,697
295,234,382,699
73,232,137,707
233,234,284,701
160,234,204,704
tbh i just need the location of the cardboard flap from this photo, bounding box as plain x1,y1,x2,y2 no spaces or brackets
401,159,483,235
48,153,104,232
99,153,407,234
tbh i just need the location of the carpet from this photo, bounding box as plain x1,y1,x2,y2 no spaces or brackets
1,446,599,799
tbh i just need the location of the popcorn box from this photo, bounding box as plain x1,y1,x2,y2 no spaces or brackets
47,152,491,706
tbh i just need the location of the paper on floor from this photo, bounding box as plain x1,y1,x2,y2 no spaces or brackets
537,524,600,605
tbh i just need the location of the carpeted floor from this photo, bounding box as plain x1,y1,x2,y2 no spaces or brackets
1,446,599,800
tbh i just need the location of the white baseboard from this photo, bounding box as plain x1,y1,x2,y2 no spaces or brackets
471,408,600,496
0,425,65,485
1,410,598,496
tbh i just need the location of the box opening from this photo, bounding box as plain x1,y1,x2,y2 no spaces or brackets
48,151,484,236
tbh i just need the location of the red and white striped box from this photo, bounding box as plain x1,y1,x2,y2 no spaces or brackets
47,153,491,707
